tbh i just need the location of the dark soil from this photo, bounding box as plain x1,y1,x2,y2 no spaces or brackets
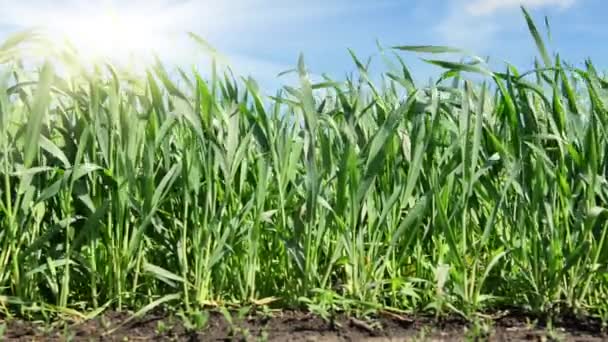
1,309,605,341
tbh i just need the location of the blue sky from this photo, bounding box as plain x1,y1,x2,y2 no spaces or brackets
0,0,605,91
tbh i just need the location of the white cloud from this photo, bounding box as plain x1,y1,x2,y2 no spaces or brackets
433,0,578,56
466,0,577,16
434,10,500,52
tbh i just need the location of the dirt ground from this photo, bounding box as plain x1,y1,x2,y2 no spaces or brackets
1,309,606,341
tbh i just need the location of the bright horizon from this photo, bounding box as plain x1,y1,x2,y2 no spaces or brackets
0,0,605,90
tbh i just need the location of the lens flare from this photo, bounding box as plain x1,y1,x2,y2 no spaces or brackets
45,2,176,66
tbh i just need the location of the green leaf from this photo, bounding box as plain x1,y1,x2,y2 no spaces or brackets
143,262,185,284
39,135,70,168
106,293,181,335
24,61,54,168
521,6,552,68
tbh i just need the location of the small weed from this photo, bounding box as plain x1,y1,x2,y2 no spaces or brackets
258,329,269,342
465,317,494,341
156,320,167,335
258,305,273,321
220,306,257,340
179,309,209,331
545,318,565,342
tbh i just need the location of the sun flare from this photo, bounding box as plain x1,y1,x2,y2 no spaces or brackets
45,2,176,65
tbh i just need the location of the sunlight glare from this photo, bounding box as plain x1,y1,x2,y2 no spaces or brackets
48,2,176,66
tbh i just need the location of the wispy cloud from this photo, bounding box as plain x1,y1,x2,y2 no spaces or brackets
433,0,579,55
465,0,577,16
433,8,500,52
